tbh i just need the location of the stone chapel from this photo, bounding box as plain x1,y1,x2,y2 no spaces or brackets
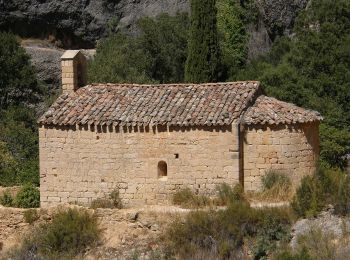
38,50,322,206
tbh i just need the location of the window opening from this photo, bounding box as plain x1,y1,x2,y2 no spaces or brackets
158,161,168,179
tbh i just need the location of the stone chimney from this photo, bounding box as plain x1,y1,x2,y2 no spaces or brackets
61,50,87,94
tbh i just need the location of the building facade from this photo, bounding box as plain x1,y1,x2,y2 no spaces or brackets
38,51,322,206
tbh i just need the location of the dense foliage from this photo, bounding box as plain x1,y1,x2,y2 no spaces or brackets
185,0,222,83
234,0,350,168
0,184,40,208
89,14,189,84
0,32,40,109
292,167,349,217
216,0,257,74
15,183,40,208
0,106,39,186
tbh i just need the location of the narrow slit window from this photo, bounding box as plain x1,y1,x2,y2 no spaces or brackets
158,161,167,179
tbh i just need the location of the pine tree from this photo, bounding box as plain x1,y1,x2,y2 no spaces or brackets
185,0,222,83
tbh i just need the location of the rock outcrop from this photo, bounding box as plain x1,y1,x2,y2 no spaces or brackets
1,0,307,50
0,0,189,48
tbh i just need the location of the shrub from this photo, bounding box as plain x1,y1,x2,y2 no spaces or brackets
90,198,114,209
258,170,293,202
262,170,291,190
216,183,245,205
272,247,312,260
23,209,39,224
164,201,293,258
15,184,40,208
172,188,210,208
291,175,324,218
292,167,348,218
334,175,350,216
252,207,294,258
6,208,101,258
293,226,350,260
110,188,123,209
90,188,123,209
0,190,14,207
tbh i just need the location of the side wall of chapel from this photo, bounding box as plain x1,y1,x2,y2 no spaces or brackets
243,122,320,190
39,124,240,207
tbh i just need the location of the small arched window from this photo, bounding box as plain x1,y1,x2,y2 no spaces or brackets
158,161,168,179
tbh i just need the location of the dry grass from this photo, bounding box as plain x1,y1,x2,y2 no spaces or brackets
247,170,294,203
172,188,211,209
296,225,350,260
247,183,295,203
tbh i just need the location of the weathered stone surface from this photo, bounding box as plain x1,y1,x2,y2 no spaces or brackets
39,125,240,206
243,123,320,190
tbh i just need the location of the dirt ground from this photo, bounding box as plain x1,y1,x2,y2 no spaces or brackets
0,204,190,259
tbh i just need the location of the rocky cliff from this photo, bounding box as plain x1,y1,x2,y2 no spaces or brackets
0,0,189,48
1,0,307,49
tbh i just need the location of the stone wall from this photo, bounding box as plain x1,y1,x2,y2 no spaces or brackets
39,124,240,206
243,123,319,190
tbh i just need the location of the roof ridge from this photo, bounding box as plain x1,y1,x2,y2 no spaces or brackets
87,81,260,88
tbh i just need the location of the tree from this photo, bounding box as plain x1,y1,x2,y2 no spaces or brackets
234,0,350,168
216,0,248,73
0,32,40,109
88,14,190,84
0,106,39,186
185,0,223,83
138,13,190,83
88,33,154,84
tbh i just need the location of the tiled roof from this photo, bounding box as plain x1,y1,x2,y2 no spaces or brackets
39,82,261,127
243,96,323,125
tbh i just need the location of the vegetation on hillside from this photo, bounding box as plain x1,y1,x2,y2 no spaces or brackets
89,13,190,84
185,0,223,83
234,0,350,168
0,32,40,187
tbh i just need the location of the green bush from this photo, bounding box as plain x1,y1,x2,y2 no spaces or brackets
291,175,324,218
0,106,39,187
252,207,294,258
292,167,347,218
164,201,293,258
262,170,291,190
23,209,39,224
272,247,312,260
15,184,40,208
334,175,350,216
0,190,14,207
6,208,101,258
216,183,246,205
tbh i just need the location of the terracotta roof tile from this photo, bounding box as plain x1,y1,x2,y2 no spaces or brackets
39,82,261,127
243,96,323,125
